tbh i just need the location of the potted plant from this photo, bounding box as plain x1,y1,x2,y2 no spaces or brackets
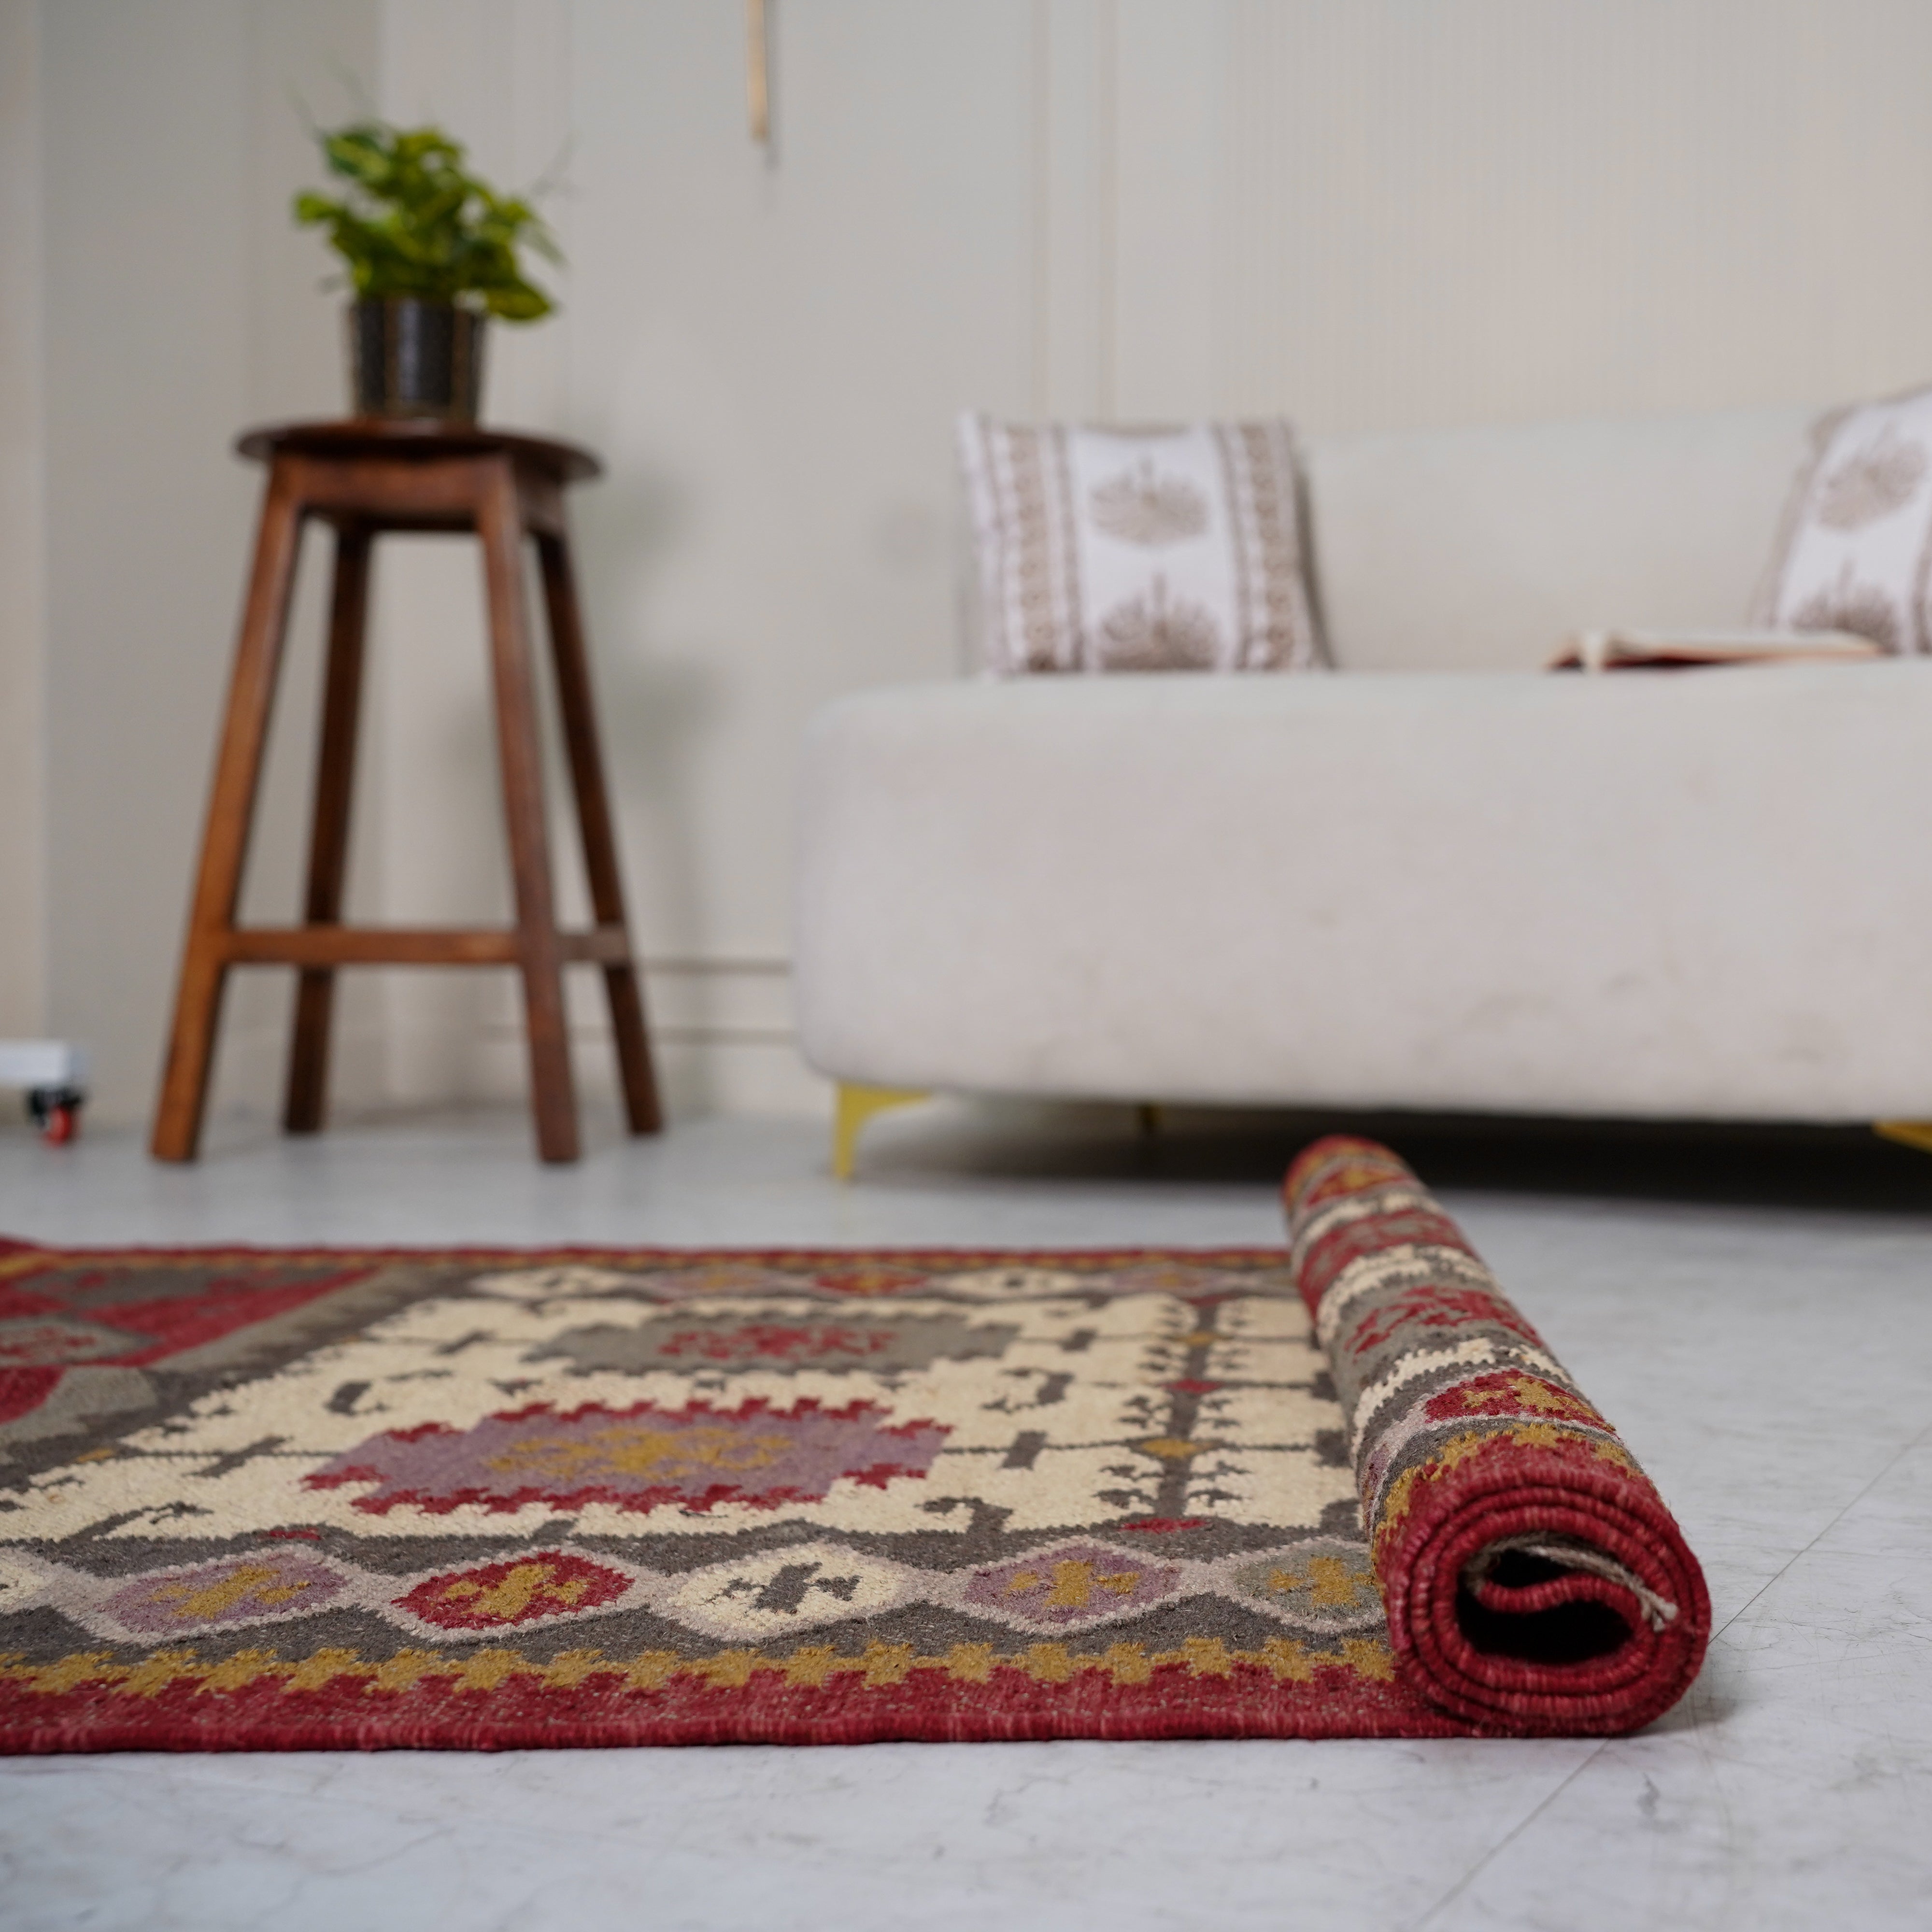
294,121,559,424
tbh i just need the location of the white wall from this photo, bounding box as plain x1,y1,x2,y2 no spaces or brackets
1210,0,1932,431
22,0,377,1129
0,0,46,1039
12,0,1932,1130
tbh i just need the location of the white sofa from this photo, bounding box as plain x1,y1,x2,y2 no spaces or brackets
794,404,1932,1154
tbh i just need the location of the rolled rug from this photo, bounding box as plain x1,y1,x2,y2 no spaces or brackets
1284,1136,1710,1734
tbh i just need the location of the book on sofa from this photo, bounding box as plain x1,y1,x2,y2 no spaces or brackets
1548,627,1883,672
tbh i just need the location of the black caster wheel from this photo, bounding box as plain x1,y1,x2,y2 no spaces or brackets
26,1086,85,1146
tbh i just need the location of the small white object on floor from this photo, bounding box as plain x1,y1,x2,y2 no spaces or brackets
0,1040,87,1089
0,1040,88,1142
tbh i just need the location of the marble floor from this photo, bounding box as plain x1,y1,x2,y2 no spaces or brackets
2,1099,1930,1932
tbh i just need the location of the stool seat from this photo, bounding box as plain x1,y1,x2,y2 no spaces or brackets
236,418,601,482
152,417,661,1164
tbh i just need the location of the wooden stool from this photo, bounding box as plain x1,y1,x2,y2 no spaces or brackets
152,419,661,1164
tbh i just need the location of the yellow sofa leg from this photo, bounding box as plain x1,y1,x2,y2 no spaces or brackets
1875,1120,1932,1155
833,1084,931,1180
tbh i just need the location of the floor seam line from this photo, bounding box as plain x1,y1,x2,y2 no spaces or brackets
1402,1741,1607,1932
1706,1412,1932,1643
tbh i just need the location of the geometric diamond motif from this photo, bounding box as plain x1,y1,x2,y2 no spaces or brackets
655,1541,911,1642
0,1548,55,1617
0,1317,148,1367
305,1397,950,1517
1222,1537,1385,1633
85,1551,355,1642
391,1550,634,1633
958,1540,1184,1631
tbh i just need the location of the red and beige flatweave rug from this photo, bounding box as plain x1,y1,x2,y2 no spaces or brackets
0,1139,1707,1751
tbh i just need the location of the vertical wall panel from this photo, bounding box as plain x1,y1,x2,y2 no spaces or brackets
39,0,377,1124
43,1,258,1122
1213,0,1932,432
1110,0,1220,420
0,0,45,1037
1036,0,1116,419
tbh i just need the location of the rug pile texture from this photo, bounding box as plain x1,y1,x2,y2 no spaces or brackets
0,1137,1705,1750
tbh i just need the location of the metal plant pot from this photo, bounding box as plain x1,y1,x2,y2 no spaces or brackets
347,298,485,422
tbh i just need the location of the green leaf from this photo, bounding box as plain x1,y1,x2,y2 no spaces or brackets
293,117,562,322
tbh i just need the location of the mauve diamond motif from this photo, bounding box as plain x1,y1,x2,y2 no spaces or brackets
99,1553,349,1636
963,1542,1183,1629
305,1397,950,1515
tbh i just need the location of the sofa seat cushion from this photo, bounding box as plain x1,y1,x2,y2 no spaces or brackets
795,665,1932,1119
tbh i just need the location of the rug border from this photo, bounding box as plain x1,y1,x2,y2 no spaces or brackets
0,1655,1471,1753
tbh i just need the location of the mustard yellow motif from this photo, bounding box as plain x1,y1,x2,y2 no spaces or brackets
1267,1554,1370,1608
1506,1422,1567,1451
2,1633,1397,1699
486,1425,789,1483
146,1564,315,1622
438,1561,590,1622
1001,1560,1144,1610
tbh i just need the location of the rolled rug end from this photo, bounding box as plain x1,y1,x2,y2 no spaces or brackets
1286,1136,1710,1735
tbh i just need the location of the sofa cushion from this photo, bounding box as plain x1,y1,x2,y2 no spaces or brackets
1751,386,1932,653
957,415,1325,675
1305,406,1814,671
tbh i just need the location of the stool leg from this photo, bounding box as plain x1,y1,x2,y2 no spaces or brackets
478,461,579,1162
538,530,662,1134
151,465,306,1161
284,525,373,1133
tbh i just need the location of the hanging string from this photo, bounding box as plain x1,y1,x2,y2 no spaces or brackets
746,0,771,148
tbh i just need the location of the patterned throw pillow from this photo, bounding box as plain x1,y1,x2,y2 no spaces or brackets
1752,386,1932,653
958,415,1328,674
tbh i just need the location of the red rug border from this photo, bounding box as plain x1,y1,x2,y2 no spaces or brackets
0,1658,1472,1753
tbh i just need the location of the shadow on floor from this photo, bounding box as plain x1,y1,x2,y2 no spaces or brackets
860,1098,1932,1215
